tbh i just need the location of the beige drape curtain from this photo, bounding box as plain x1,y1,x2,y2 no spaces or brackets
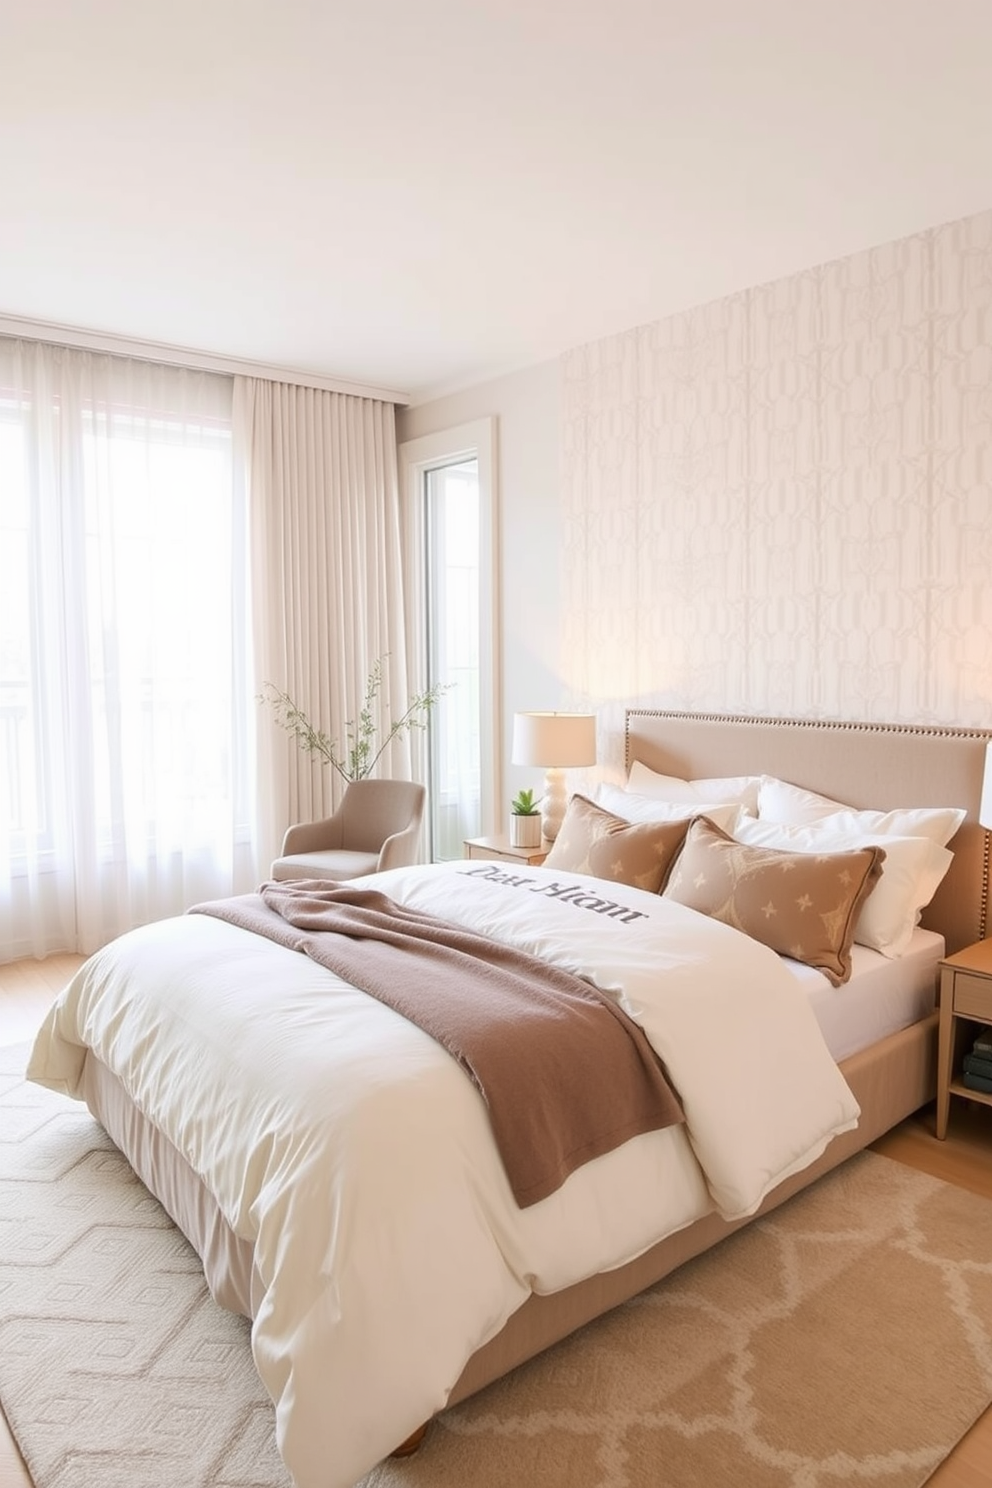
235,378,409,873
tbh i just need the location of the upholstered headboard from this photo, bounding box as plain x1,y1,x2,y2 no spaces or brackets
625,710,991,954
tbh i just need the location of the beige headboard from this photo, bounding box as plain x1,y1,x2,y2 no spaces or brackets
625,710,991,955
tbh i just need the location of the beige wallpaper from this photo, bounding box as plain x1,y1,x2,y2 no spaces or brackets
561,208,992,771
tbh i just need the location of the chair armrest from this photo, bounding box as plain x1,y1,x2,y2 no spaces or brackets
376,820,424,872
281,809,345,855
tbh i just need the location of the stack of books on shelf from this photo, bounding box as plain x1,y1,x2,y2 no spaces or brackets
962,1023,992,1094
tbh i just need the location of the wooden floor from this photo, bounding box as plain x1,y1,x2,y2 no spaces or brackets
0,955,86,1052
1,957,991,1487
0,955,89,1488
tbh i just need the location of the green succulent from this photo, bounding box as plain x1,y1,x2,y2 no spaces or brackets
511,787,541,816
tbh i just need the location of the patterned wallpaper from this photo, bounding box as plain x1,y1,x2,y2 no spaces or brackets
561,208,992,773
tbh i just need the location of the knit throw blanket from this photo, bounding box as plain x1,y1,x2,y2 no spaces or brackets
191,881,684,1207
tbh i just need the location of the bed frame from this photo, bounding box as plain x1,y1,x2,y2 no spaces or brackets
80,711,992,1446
442,711,991,1406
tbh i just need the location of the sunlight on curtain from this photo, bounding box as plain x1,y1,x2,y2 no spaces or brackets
0,338,256,960
235,378,408,873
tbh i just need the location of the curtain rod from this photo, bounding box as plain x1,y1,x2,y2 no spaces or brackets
0,312,410,406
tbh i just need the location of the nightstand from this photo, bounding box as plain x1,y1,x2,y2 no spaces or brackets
463,833,549,867
936,938,992,1138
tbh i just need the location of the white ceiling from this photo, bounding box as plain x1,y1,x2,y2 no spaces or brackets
4,0,992,404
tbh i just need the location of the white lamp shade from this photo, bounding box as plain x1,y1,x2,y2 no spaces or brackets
981,740,992,830
511,712,597,841
511,712,597,768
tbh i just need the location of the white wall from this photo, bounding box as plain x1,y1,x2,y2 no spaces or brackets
561,207,992,775
401,206,992,797
397,358,562,809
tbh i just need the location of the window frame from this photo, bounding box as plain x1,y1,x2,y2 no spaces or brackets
399,417,501,849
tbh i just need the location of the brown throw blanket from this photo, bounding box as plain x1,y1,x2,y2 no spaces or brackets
190,881,684,1207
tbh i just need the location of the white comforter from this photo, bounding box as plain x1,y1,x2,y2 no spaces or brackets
28,859,860,1488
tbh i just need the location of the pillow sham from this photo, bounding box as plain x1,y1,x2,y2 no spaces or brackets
543,793,689,893
627,760,761,814
662,815,885,985
594,782,741,833
733,817,953,958
756,776,966,846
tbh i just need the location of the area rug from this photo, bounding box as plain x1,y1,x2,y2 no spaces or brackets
2,1042,991,1488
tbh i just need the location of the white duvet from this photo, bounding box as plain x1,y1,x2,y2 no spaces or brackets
28,859,860,1488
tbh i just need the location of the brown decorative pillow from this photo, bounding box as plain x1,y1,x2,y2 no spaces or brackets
662,815,885,985
543,793,689,893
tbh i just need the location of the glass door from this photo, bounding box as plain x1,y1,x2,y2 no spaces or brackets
423,459,481,859
399,417,499,862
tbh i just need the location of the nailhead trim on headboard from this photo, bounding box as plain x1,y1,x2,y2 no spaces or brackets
624,710,991,948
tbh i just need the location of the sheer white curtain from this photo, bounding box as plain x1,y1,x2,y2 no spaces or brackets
235,378,408,872
0,338,257,960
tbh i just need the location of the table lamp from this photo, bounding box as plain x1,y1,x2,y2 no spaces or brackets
511,711,597,841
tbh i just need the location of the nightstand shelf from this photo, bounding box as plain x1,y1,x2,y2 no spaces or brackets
463,833,549,867
936,938,992,1139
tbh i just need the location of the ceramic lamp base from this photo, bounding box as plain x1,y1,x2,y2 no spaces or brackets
540,767,568,841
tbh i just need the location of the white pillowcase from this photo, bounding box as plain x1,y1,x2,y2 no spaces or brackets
626,761,761,815
756,777,847,823
756,776,966,847
806,806,966,848
732,816,954,959
594,783,742,834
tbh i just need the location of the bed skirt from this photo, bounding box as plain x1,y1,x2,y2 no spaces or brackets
80,1011,936,1415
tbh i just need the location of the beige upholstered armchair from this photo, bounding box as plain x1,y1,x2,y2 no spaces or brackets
270,779,427,883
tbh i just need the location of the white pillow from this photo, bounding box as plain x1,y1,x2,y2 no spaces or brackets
804,806,966,849
757,776,966,847
756,776,848,823
595,782,742,834
732,816,954,958
626,761,761,814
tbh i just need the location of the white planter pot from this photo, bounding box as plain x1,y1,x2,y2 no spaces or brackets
510,813,543,849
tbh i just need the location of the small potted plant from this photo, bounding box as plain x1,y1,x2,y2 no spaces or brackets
510,787,543,848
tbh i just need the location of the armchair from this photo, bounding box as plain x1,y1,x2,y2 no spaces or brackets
271,779,427,883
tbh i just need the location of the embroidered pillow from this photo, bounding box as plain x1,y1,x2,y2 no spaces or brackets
732,817,953,958
662,815,885,985
543,793,689,893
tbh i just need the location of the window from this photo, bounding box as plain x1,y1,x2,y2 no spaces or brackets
0,342,250,960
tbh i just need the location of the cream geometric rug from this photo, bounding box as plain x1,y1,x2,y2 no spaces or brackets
2,1041,991,1488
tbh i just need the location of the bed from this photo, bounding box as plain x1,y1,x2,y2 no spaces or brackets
25,711,992,1488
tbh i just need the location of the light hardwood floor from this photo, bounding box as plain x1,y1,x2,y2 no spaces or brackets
1,957,991,1488
1,955,88,1488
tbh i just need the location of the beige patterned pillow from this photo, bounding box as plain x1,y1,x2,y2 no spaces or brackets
543,793,689,893
663,815,885,985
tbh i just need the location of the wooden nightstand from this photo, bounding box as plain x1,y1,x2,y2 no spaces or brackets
936,938,992,1138
464,833,549,867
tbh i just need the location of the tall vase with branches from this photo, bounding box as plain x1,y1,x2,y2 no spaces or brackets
259,656,449,785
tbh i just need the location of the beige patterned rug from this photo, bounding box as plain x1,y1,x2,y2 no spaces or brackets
2,1041,991,1488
